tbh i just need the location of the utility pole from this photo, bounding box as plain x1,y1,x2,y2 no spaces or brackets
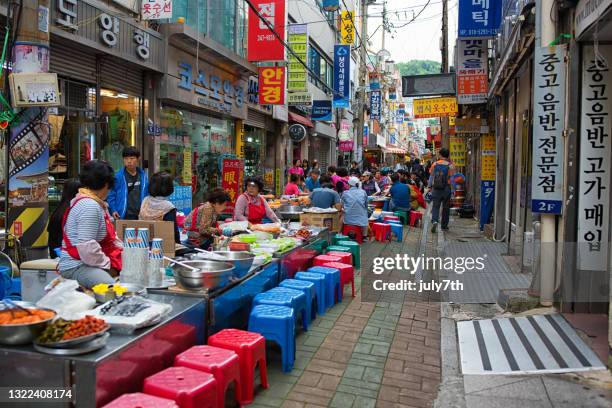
440,0,449,150
7,0,51,257
357,0,368,164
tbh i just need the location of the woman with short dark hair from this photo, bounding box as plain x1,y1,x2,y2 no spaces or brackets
234,177,280,224
59,160,122,288
184,188,231,249
139,172,180,243
48,179,81,259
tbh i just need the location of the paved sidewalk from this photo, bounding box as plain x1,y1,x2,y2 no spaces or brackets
251,221,442,408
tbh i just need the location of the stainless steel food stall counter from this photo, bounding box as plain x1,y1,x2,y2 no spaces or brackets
0,294,205,407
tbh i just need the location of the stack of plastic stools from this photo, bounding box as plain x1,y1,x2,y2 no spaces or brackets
338,240,361,269
384,220,404,242
102,393,178,408
383,215,400,223
279,279,317,321
332,234,349,245
207,329,268,405
143,366,217,408
313,254,342,267
268,287,311,329
307,266,341,306
294,272,326,315
373,223,391,242
325,245,351,255
174,345,243,407
394,210,409,225
254,288,309,331
409,211,424,227
248,305,295,372
322,262,355,299
325,251,353,266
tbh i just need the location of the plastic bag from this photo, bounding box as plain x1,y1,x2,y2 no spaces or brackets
36,279,96,319
86,296,172,335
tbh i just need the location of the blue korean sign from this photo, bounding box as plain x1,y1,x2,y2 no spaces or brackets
458,0,502,38
479,180,495,230
396,109,405,124
333,45,350,108
169,185,193,216
312,100,332,121
370,91,381,121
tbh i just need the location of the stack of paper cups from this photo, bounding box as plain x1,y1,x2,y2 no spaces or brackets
121,228,148,286
148,238,164,287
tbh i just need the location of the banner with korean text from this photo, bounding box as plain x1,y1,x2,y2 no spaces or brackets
333,45,351,108
412,97,458,119
369,90,381,121
480,134,496,230
222,159,245,212
577,45,611,271
458,0,502,38
532,45,566,214
457,39,488,104
248,0,286,61
141,0,172,20
258,67,285,105
340,10,355,45
450,136,466,167
288,24,308,92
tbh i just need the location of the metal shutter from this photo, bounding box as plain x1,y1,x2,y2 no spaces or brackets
99,57,144,96
245,108,267,129
311,138,330,171
50,39,97,84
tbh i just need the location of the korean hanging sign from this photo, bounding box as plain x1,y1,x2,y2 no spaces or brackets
577,45,611,271
340,10,355,45
288,24,308,92
222,159,245,213
369,91,381,121
458,0,502,38
450,136,466,167
248,0,286,62
531,45,566,215
479,134,496,230
333,45,351,108
412,97,458,119
258,67,286,105
141,0,172,20
457,39,488,104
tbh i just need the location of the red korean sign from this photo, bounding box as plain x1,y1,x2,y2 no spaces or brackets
258,67,286,105
221,159,245,212
248,0,286,62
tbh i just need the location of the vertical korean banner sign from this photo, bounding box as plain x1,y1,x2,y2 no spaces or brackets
248,0,286,61
333,45,350,108
577,45,611,271
480,134,496,230
222,159,245,213
258,67,286,105
532,45,566,215
457,39,488,104
369,91,381,121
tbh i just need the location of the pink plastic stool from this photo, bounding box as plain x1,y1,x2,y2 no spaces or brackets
409,211,423,227
313,254,342,267
143,367,217,408
174,345,243,407
208,329,268,404
373,223,391,242
102,392,179,408
325,251,353,266
383,215,400,222
322,262,355,299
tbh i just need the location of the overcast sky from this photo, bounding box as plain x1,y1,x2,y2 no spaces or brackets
366,0,458,63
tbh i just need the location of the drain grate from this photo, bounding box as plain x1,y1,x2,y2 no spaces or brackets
457,314,606,375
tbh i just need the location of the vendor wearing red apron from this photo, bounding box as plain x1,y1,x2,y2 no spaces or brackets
184,188,231,249
59,160,123,289
233,177,281,225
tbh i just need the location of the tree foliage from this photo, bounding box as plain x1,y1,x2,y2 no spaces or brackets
396,60,442,76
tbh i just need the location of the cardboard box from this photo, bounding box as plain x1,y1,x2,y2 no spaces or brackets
115,220,176,257
299,212,341,233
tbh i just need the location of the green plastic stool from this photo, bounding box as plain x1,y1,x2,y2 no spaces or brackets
339,240,361,269
333,234,350,245
309,239,329,254
394,210,409,225
326,245,354,266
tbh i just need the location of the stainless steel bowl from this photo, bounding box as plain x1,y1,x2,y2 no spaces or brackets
0,307,56,346
213,251,255,279
171,260,235,291
278,205,303,221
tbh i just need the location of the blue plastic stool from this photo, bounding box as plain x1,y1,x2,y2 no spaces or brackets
279,279,317,322
386,222,403,242
307,266,341,307
267,287,310,330
248,304,295,372
294,272,326,316
254,288,309,331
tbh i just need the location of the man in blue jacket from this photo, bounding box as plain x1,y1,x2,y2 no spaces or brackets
107,147,149,220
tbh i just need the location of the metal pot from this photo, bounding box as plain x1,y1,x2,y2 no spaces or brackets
278,205,303,221
212,251,255,279
171,260,235,291
0,307,56,346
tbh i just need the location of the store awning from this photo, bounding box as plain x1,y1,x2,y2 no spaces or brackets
314,122,336,139
289,112,314,128
384,145,407,155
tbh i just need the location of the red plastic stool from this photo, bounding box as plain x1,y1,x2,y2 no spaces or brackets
342,224,364,243
325,251,353,266
208,329,268,404
383,215,400,222
143,366,217,408
409,211,424,227
373,223,391,242
102,392,179,408
174,345,243,407
313,254,342,267
322,262,355,299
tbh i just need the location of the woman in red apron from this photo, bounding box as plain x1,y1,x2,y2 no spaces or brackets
233,177,280,225
58,160,122,289
184,189,231,249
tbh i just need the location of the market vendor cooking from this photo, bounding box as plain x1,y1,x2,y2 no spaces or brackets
184,188,231,249
59,160,122,289
234,177,281,224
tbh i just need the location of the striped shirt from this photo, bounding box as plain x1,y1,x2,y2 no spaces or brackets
59,198,107,271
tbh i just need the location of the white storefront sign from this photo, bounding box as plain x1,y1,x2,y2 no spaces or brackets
457,39,488,104
577,45,612,271
531,45,566,214
141,0,173,20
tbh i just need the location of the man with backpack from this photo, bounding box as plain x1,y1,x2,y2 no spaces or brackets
428,148,455,233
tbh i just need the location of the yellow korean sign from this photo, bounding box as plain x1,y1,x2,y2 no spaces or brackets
288,24,308,92
449,115,456,126
481,134,496,181
413,97,458,119
450,136,466,167
341,11,355,45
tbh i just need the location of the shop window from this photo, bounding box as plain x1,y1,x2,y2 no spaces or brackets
210,0,236,51
172,0,207,36
309,44,333,91
243,126,265,178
